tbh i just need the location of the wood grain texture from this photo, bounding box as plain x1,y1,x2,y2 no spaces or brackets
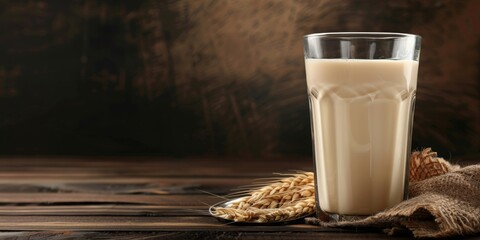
0,157,477,239
0,231,417,240
0,0,478,158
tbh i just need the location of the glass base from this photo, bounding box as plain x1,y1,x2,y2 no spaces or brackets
316,206,368,222
323,213,368,222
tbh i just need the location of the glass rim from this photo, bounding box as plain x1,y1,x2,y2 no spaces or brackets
304,32,421,40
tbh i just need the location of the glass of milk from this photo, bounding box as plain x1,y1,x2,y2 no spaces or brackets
303,32,421,220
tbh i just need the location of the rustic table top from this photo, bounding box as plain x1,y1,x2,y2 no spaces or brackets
0,156,478,240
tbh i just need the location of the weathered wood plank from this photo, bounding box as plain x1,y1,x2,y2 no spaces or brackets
0,193,220,206
0,205,207,216
0,215,361,232
0,157,312,167
2,216,477,239
0,177,256,195
0,231,424,240
0,157,313,178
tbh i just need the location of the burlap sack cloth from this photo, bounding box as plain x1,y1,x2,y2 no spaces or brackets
306,150,480,238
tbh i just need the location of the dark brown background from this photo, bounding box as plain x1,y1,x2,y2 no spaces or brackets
0,0,479,158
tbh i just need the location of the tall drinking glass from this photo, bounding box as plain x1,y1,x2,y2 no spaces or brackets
303,32,421,220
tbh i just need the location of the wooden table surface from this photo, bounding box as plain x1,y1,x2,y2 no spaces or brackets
0,156,478,240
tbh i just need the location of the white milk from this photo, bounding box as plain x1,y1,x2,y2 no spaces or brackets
305,59,418,215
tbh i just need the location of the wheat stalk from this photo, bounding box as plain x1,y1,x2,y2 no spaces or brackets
211,172,315,222
409,148,459,182
211,149,456,223
230,172,314,209
213,198,315,223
